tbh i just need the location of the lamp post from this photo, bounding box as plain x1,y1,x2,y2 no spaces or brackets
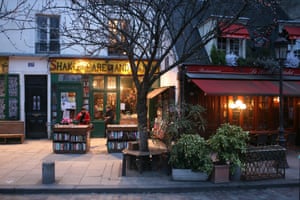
274,36,288,147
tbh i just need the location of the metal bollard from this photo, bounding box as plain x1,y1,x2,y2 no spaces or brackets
42,161,55,184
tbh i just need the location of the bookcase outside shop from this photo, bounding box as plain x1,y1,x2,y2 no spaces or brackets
106,124,139,153
52,124,91,154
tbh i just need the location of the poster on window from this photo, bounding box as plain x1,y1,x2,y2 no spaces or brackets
61,92,76,111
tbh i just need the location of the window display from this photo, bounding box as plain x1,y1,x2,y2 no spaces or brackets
120,77,137,123
0,75,19,120
94,92,104,119
61,92,76,120
93,76,104,89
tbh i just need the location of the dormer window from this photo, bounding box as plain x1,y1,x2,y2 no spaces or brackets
217,23,249,58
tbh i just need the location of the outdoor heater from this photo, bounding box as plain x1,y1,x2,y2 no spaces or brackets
274,35,288,147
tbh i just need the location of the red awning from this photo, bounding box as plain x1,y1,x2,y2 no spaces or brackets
220,24,250,39
191,79,300,96
283,81,300,95
284,26,300,40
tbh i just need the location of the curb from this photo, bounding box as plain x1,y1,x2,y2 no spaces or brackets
0,180,298,194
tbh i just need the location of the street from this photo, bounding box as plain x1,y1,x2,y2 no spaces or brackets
0,187,298,200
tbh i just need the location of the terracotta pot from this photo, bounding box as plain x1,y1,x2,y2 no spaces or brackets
211,164,230,183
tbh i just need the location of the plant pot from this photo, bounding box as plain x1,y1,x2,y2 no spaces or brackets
230,165,241,181
211,164,230,183
172,168,209,181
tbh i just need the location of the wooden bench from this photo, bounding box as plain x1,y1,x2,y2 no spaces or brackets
0,121,25,144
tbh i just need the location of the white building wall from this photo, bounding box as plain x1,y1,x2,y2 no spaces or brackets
0,0,107,56
9,56,50,123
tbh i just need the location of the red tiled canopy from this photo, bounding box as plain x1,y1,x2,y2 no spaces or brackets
220,24,250,39
284,26,300,40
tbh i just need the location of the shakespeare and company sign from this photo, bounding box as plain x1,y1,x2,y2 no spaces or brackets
49,59,150,75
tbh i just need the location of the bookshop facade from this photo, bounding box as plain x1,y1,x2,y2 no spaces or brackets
50,57,159,138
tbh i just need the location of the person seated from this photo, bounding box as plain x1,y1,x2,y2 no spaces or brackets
76,106,91,125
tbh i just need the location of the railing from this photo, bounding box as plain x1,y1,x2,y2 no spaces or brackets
242,145,286,180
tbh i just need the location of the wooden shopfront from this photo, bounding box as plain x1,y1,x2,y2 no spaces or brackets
183,65,300,145
49,57,159,138
0,57,19,121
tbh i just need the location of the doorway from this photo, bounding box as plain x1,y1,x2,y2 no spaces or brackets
25,75,48,139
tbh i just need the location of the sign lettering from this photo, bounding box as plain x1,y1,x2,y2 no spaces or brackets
49,59,154,75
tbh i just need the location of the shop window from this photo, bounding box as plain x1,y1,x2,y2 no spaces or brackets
120,77,137,122
0,75,20,120
107,92,117,110
286,97,294,129
36,14,60,54
94,92,104,120
243,96,254,130
93,76,104,89
257,96,270,130
107,76,116,89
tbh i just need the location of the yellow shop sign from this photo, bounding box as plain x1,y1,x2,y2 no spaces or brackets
49,59,152,75
0,57,8,74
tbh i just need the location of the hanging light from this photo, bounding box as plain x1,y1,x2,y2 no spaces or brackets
274,36,288,60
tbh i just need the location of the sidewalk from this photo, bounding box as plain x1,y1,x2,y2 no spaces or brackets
0,139,299,194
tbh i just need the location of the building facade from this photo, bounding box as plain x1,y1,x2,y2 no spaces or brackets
0,0,299,143
0,0,169,139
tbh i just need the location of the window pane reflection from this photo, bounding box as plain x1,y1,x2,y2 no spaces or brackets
107,76,116,89
93,76,104,89
120,77,137,123
94,92,104,119
107,92,117,110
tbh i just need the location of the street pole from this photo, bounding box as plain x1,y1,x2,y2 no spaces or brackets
278,60,285,147
274,36,288,148
274,35,288,169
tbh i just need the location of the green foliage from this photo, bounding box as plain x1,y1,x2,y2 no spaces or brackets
169,134,213,174
157,103,206,149
210,45,226,65
208,123,249,173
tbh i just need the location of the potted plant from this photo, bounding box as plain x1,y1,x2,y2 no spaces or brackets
208,123,249,183
169,134,213,181
151,103,206,150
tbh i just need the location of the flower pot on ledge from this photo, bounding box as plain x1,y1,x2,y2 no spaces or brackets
211,163,230,183
172,168,209,181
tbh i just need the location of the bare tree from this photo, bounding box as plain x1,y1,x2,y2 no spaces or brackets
49,0,278,152
0,0,39,49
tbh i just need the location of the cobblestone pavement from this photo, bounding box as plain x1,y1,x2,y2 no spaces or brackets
0,187,299,200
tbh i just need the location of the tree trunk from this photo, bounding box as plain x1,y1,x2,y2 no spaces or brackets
137,88,149,152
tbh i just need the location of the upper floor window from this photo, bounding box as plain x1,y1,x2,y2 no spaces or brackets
108,19,127,55
290,40,300,59
217,23,249,59
36,15,60,54
217,38,244,57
